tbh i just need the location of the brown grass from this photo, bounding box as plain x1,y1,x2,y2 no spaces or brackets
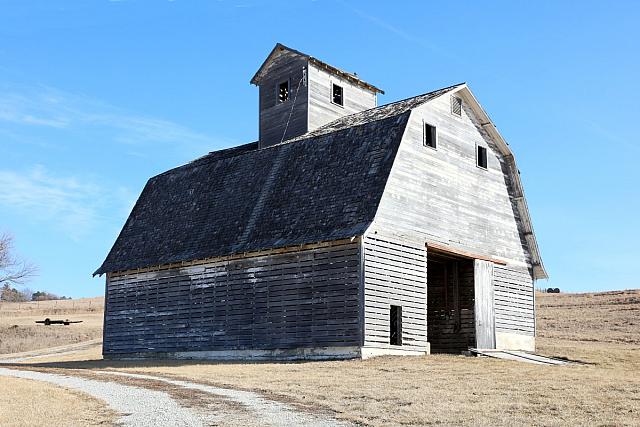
5,290,640,426
0,375,116,427
0,297,103,355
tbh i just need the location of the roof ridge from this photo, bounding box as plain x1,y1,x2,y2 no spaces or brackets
284,82,465,142
374,82,465,111
251,43,384,94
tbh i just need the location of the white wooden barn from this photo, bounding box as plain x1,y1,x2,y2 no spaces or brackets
95,44,547,359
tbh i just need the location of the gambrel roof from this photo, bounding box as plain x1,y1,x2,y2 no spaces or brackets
95,109,411,276
95,83,547,279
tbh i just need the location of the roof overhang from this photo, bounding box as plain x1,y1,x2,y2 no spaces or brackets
251,43,385,94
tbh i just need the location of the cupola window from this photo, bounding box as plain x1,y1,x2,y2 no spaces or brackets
332,83,344,106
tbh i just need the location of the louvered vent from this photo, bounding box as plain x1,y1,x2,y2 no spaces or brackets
451,96,462,116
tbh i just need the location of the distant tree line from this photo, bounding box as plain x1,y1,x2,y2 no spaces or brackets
0,284,71,302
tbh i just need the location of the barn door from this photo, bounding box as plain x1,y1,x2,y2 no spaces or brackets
474,259,496,349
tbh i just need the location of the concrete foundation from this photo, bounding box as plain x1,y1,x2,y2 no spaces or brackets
495,331,535,352
104,346,361,361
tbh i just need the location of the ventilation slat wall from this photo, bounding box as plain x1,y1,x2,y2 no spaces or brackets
104,240,361,355
363,236,428,351
493,265,534,335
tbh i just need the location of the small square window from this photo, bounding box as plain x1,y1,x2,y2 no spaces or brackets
451,96,462,116
424,123,437,149
332,83,343,106
477,145,488,169
390,305,402,346
278,81,289,103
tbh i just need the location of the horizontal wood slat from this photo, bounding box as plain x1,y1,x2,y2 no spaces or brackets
104,240,362,354
493,265,534,335
363,236,428,351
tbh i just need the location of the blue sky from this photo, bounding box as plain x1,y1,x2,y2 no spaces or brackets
0,0,638,297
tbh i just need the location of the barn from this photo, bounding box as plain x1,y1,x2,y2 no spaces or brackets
95,44,547,360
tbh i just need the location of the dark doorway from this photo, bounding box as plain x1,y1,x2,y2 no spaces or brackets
389,305,402,346
427,252,476,353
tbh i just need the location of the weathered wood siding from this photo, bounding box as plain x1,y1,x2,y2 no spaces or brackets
362,234,428,352
258,56,377,148
103,240,362,355
368,93,531,266
474,259,496,348
307,63,377,131
258,51,309,148
493,265,535,336
366,90,536,344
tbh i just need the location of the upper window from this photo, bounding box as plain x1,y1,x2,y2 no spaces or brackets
477,145,488,169
451,96,462,116
332,83,344,106
424,123,437,149
278,80,289,103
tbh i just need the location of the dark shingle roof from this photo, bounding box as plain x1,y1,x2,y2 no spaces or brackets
292,82,463,140
95,85,460,275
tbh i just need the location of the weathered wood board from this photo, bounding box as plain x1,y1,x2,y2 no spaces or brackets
104,239,362,355
474,259,496,349
362,234,428,352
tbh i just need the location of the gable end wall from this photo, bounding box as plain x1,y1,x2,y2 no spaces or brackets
364,92,536,350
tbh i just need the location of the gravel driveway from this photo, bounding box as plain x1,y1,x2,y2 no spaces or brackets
0,367,205,426
0,367,351,427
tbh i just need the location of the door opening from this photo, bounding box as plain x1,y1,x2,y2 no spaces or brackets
427,251,476,353
390,305,402,346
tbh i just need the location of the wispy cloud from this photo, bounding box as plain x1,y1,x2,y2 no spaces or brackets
0,166,134,240
0,84,218,154
343,4,463,64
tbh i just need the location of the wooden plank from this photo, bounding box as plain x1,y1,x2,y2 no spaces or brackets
427,242,507,265
474,259,496,349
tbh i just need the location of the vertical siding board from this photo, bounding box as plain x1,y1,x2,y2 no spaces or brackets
474,260,496,349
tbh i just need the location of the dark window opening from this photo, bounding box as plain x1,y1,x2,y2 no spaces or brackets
451,96,462,116
278,81,289,103
424,123,437,149
477,145,488,169
332,83,344,106
390,305,402,346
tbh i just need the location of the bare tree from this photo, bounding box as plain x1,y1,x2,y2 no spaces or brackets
0,233,37,287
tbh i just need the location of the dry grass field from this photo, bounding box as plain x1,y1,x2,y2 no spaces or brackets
0,297,103,354
0,375,116,427
1,290,638,426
